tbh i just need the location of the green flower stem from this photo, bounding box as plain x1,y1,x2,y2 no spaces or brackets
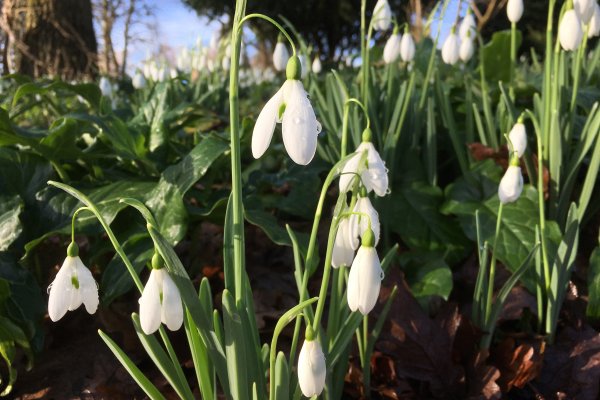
362,316,371,398
485,202,503,326
510,21,517,100
71,206,91,243
230,0,248,307
239,14,296,56
268,298,318,400
542,0,558,160
570,26,588,114
342,98,371,158
360,0,367,107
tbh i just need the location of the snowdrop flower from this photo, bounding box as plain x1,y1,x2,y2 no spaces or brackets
297,335,326,397
139,256,183,335
170,68,178,79
48,244,98,322
373,0,392,31
312,56,322,74
508,122,527,157
559,10,583,51
132,71,146,89
99,77,112,97
506,0,524,23
339,132,389,196
332,216,356,268
459,12,476,39
498,157,523,204
348,194,381,250
442,30,460,65
252,55,321,165
347,228,383,315
459,37,475,62
574,0,596,24
273,39,289,72
400,31,416,62
588,3,600,38
383,32,402,64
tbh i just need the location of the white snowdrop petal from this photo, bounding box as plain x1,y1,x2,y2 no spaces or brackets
498,165,524,204
361,142,389,196
400,34,416,62
559,10,583,51
298,340,326,397
273,42,290,72
357,247,383,315
507,0,524,23
383,34,402,64
312,57,322,74
588,3,600,38
252,88,284,159
459,14,476,39
48,257,77,322
442,33,460,65
459,39,475,62
139,269,162,335
355,197,381,246
347,249,363,312
76,258,99,315
574,0,595,24
160,271,184,331
508,123,527,157
339,152,362,193
281,81,319,165
373,0,392,31
332,218,355,268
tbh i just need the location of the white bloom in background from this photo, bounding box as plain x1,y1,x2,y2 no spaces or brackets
339,141,389,196
170,68,178,79
222,56,231,71
143,61,153,80
459,38,475,62
48,255,99,322
508,122,527,157
139,268,183,335
132,71,146,89
383,33,402,64
176,48,191,72
559,10,584,51
349,195,380,250
373,0,392,31
442,31,460,65
252,59,321,165
400,33,416,62
588,3,600,37
347,230,383,315
312,56,322,74
157,66,170,82
332,217,356,268
506,0,524,23
297,339,326,397
574,0,596,24
272,42,289,72
459,13,476,39
298,55,309,79
99,77,112,97
498,164,524,204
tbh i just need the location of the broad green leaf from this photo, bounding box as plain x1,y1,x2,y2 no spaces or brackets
481,30,523,82
0,196,23,251
0,316,33,396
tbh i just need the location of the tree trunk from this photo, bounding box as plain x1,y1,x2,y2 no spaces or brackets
1,0,98,80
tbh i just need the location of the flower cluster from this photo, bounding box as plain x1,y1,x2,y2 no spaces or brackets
442,8,477,66
498,121,527,204
558,0,600,51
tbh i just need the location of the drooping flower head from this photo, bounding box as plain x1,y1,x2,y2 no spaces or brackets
348,193,381,251
48,243,99,322
400,28,416,62
252,55,322,165
273,35,290,72
99,76,113,97
459,11,476,39
589,3,600,38
312,56,323,74
132,71,147,89
506,0,524,23
139,253,183,335
508,121,527,158
297,328,326,397
574,0,596,24
383,31,402,64
339,129,389,196
373,0,393,31
347,228,384,315
559,9,584,51
498,155,524,204
459,35,475,62
332,213,356,268
442,29,460,65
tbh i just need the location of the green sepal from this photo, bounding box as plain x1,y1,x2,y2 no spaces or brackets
362,127,373,142
362,228,375,248
286,55,302,80
151,252,164,270
67,241,79,257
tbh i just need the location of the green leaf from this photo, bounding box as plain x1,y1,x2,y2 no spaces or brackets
481,30,522,82
0,196,23,251
388,181,468,264
98,330,166,400
0,316,33,397
274,352,290,400
222,290,249,400
400,252,453,303
586,245,600,319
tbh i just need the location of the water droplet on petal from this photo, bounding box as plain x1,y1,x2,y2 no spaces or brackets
380,270,385,280
316,121,322,133
294,117,301,124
